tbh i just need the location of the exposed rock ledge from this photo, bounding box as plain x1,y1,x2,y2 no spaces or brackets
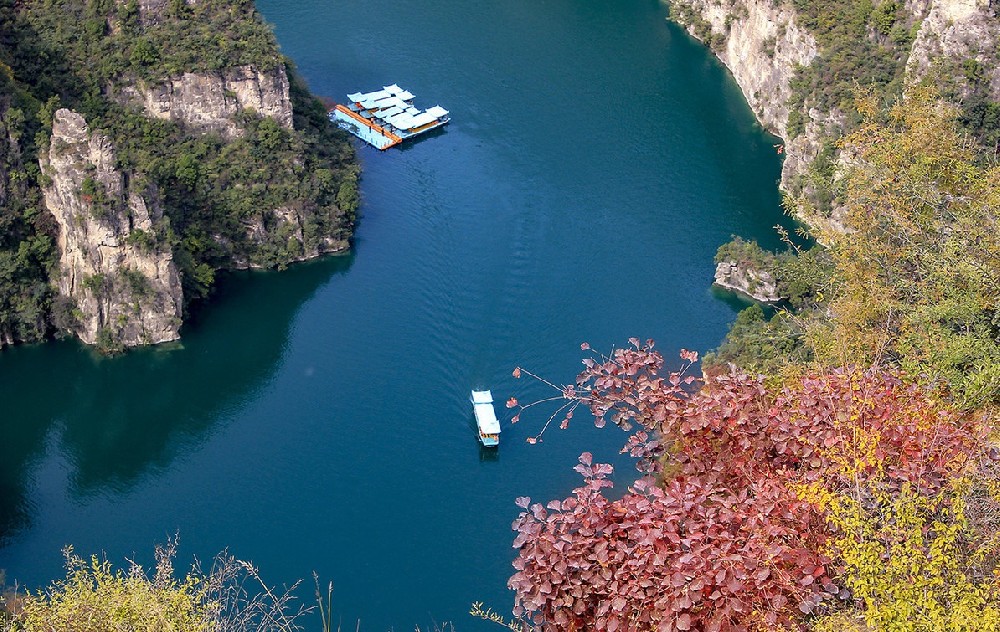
714,260,782,303
119,65,293,140
40,109,183,347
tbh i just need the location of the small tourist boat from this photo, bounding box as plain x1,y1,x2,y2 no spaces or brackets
471,389,501,447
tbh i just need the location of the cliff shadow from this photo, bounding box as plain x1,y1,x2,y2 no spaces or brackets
0,252,354,544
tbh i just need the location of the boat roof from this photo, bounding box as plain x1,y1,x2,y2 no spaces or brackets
344,87,446,127
407,112,439,128
475,402,501,434
349,86,417,107
375,105,405,119
374,96,410,110
385,112,416,129
471,390,500,433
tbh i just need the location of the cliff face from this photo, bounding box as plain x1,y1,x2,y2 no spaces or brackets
120,65,294,139
670,0,998,211
0,0,359,350
236,204,349,270
40,109,183,347
907,0,1000,98
673,0,817,138
670,0,822,188
714,260,782,303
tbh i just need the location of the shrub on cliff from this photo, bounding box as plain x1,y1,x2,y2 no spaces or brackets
813,87,1000,407
508,341,999,630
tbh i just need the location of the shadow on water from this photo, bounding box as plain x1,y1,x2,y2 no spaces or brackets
709,284,781,318
478,445,500,463
0,253,354,545
396,124,450,152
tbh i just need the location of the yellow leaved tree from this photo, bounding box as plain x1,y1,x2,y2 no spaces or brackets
811,85,1000,408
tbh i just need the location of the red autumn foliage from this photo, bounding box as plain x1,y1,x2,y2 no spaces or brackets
508,341,987,631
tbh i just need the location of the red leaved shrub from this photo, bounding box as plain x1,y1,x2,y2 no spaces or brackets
508,341,988,631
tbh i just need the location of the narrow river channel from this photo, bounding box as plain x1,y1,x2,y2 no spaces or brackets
0,1,789,628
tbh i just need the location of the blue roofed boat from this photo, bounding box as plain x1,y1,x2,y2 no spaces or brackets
471,390,501,447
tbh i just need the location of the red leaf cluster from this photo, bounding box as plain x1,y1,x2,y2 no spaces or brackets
509,343,987,631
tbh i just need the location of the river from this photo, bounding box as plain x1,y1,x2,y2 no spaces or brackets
0,0,787,629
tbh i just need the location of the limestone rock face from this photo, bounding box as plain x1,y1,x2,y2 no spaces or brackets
714,260,782,303
673,0,999,239
674,0,817,137
40,109,183,346
233,205,350,270
907,0,1000,99
671,0,819,186
121,65,293,139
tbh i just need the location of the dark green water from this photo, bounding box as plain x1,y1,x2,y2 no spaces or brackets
0,1,788,628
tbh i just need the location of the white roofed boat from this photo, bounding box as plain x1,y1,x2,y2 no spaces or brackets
471,390,501,447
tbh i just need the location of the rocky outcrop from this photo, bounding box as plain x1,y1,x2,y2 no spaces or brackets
133,0,198,24
234,205,350,270
714,260,782,303
40,109,182,347
670,0,821,186
120,65,293,139
906,0,1000,98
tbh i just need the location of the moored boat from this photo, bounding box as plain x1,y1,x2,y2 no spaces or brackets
331,84,449,150
471,389,501,447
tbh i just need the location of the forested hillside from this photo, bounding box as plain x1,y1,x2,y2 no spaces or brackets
682,0,1000,403
0,0,358,351
507,91,1000,629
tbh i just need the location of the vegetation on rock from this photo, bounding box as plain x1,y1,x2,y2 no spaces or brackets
784,0,916,138
0,0,358,347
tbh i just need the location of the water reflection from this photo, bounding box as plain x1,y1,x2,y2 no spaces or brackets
478,446,500,463
0,254,354,544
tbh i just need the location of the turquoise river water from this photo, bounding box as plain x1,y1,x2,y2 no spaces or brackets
0,1,790,629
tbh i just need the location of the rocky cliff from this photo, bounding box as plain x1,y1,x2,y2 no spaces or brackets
907,0,1000,98
672,0,816,138
714,260,782,303
670,0,822,189
119,65,294,139
670,0,1000,208
40,109,183,347
0,0,357,350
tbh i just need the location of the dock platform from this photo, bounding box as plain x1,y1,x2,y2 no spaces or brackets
331,84,449,150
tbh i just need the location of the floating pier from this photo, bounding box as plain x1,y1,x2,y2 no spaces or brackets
330,84,449,150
